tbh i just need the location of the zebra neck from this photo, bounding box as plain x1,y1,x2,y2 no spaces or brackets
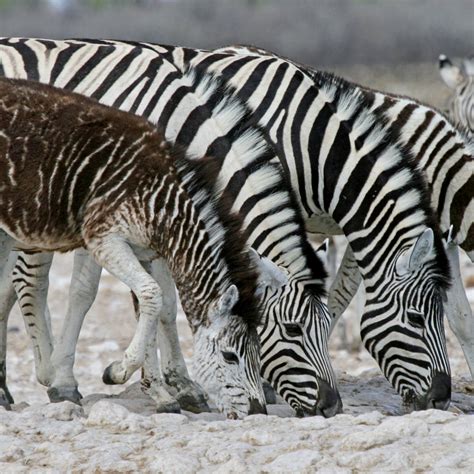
157,183,228,328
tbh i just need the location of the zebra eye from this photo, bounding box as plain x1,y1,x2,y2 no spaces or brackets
284,323,303,337
222,351,239,364
407,309,425,329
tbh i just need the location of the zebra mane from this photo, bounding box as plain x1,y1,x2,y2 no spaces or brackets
178,65,327,296
173,150,262,329
201,45,452,289
306,66,474,153
314,70,452,289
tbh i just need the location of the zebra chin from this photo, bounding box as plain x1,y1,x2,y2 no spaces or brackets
293,379,343,418
403,372,451,411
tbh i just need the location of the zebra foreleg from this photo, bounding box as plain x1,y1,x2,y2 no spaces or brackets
47,249,101,403
151,259,209,413
0,251,18,407
91,236,179,413
128,260,180,413
444,244,474,378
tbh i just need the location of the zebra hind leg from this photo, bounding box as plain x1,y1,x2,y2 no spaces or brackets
0,232,15,407
48,249,100,404
150,259,209,413
13,252,55,387
444,244,474,378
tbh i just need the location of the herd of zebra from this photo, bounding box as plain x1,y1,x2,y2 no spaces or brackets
0,38,472,419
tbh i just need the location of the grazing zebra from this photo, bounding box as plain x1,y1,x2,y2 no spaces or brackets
151,43,455,410
439,54,474,133
203,44,474,377
0,77,269,419
0,39,457,411
304,63,474,376
0,39,341,418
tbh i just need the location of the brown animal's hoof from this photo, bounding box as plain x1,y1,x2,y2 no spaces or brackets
47,386,83,405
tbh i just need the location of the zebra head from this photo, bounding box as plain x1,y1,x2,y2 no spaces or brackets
252,248,342,418
361,228,451,411
439,54,474,132
192,284,266,419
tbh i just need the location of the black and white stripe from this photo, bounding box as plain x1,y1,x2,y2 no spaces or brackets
0,38,340,417
159,43,455,408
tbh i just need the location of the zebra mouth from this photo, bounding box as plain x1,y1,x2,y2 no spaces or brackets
293,379,343,418
402,372,451,412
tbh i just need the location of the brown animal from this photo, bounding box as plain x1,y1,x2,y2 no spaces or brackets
0,77,267,418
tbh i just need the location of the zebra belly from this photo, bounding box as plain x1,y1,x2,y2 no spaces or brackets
3,229,84,253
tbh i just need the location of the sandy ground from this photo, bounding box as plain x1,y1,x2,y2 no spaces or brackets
1,246,473,473
1,66,473,472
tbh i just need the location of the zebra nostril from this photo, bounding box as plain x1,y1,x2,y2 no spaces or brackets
426,372,451,411
314,378,343,418
227,411,238,420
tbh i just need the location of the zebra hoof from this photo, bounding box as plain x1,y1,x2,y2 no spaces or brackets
102,362,128,385
0,384,14,405
0,389,12,411
263,380,277,405
142,383,182,414
47,386,83,405
175,388,210,414
155,399,182,414
163,373,210,413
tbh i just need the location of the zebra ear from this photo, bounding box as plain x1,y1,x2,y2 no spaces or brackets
439,55,465,89
250,248,288,294
217,284,239,314
443,225,455,248
314,238,329,268
396,228,435,275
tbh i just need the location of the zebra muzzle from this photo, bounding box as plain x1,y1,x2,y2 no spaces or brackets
248,397,268,415
421,372,451,411
405,372,452,411
297,379,343,418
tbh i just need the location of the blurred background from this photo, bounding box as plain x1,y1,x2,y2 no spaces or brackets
1,0,473,105
0,0,472,64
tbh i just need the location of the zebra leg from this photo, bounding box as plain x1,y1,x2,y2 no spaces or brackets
0,251,18,407
91,236,177,412
47,249,101,403
132,260,180,413
151,259,209,413
0,231,14,407
12,252,55,387
444,244,474,378
328,244,362,336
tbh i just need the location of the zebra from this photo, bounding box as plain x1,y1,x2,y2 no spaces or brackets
145,42,455,410
439,54,474,133
0,76,269,419
303,62,474,377
0,39,342,418
198,44,474,377
0,39,456,411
